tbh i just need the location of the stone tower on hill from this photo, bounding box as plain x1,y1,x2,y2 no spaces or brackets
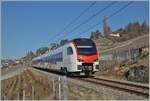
103,16,112,37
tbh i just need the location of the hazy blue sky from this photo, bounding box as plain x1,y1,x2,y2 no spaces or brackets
2,1,149,59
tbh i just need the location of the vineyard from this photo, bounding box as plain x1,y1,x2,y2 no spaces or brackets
1,68,55,100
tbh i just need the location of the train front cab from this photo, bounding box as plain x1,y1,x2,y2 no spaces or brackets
64,38,99,76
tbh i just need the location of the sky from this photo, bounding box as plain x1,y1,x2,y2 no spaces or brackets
2,1,149,59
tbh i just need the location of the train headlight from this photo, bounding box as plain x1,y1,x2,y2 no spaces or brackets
77,59,84,62
95,65,99,70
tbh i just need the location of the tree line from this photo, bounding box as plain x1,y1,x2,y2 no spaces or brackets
24,21,149,60
90,21,149,42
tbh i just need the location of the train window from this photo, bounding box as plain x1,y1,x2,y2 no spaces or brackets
67,47,73,55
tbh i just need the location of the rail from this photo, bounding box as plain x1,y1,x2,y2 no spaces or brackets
80,77,149,96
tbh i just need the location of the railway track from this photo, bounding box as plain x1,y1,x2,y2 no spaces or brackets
32,67,149,97
80,77,149,96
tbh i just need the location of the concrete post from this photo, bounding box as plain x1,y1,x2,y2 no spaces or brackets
18,92,20,100
63,76,68,100
23,90,25,100
58,77,61,100
32,86,35,100
52,79,55,97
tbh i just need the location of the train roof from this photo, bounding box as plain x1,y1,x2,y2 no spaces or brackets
73,38,95,46
73,38,93,41
47,38,93,50
32,38,94,61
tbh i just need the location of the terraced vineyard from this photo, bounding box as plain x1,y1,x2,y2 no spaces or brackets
1,68,55,100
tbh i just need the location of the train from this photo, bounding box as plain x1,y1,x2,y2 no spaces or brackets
32,38,99,76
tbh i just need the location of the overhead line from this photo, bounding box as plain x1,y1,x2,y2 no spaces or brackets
78,1,133,36
107,1,133,19
66,1,117,34
57,1,117,42
60,1,97,33
49,1,96,43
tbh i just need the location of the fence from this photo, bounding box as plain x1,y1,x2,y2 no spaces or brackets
99,46,148,69
1,75,68,100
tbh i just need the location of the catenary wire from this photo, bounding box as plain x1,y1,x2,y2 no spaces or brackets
49,1,97,43
56,1,118,43
72,1,133,38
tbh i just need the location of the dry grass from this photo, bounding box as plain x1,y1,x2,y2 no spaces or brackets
95,56,149,81
1,68,54,100
68,85,116,100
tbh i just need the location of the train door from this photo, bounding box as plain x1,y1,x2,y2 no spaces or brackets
66,46,74,71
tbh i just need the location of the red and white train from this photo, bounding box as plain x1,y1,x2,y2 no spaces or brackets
32,38,99,76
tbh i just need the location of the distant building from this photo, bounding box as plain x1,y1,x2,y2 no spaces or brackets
1,59,18,68
109,33,120,37
14,60,20,64
1,62,9,68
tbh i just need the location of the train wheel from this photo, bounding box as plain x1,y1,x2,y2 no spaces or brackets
60,67,64,74
63,68,68,76
85,72,90,77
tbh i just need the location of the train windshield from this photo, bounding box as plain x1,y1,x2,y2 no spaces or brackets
73,38,97,55
77,46,96,55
